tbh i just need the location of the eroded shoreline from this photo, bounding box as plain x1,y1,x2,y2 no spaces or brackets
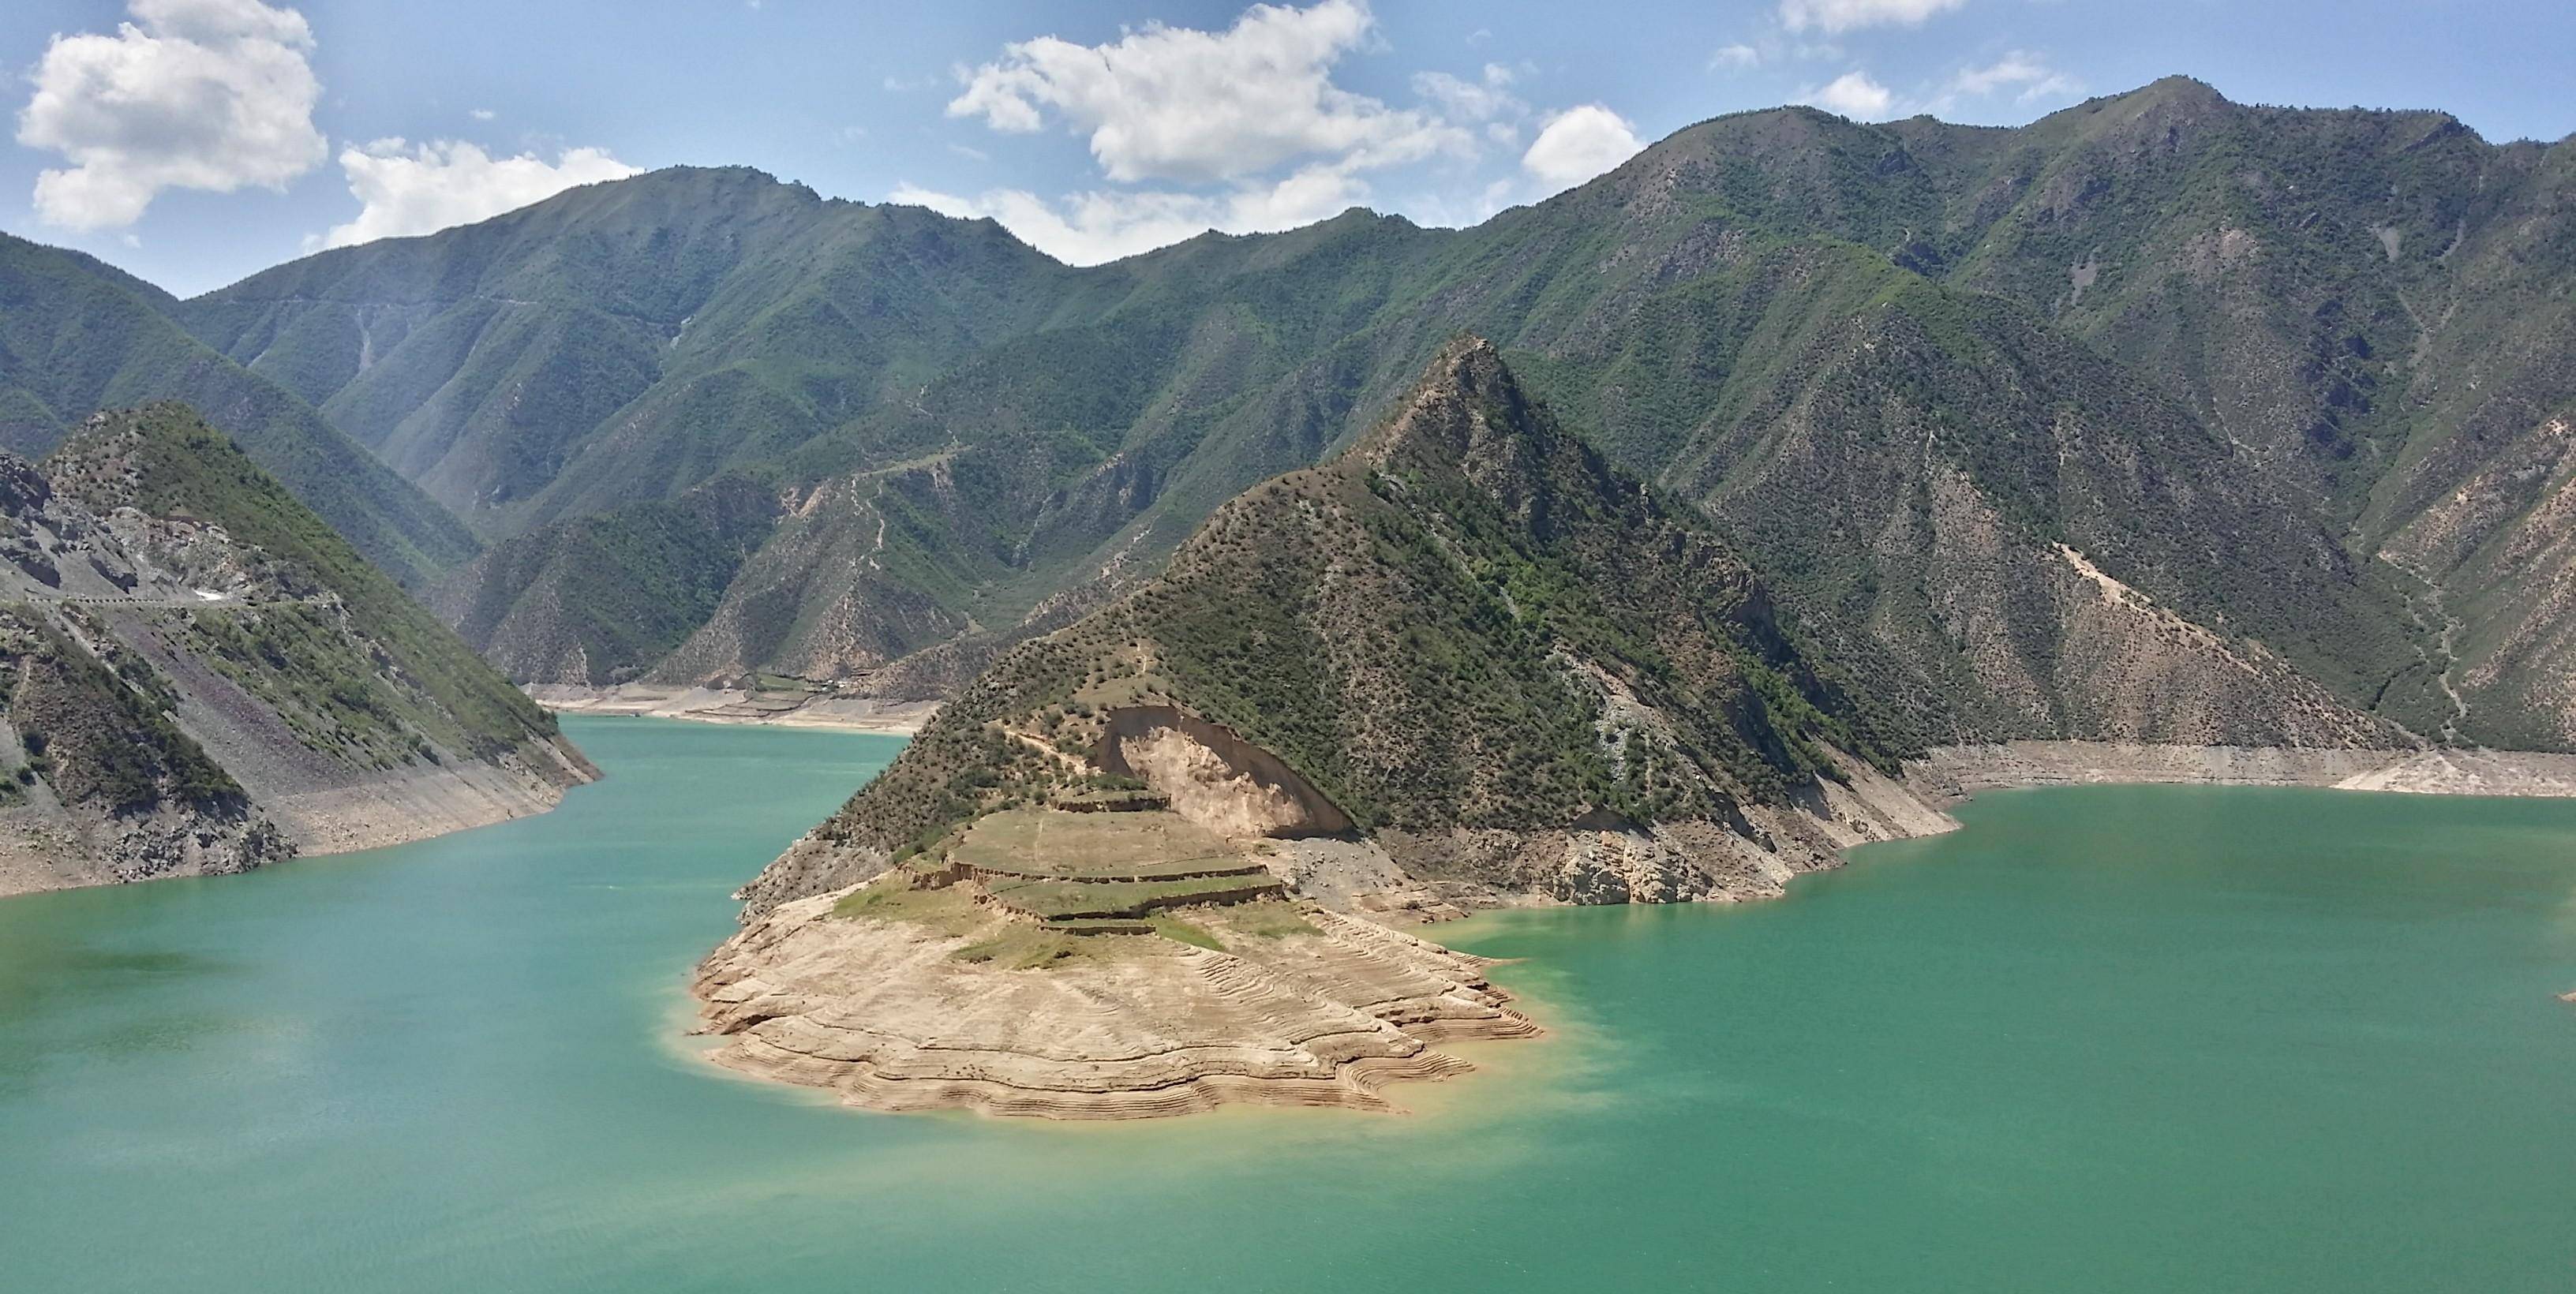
682,734,2576,1121
1907,741,2576,802
691,889,1538,1119
530,683,937,735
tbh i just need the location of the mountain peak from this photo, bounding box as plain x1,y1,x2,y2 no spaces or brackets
1352,335,1541,474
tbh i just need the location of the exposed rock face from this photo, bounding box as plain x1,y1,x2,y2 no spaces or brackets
0,406,594,896
695,888,1535,1119
1092,705,1355,837
1376,751,1954,908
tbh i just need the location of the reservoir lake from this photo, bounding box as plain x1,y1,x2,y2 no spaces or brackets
3,716,2572,1292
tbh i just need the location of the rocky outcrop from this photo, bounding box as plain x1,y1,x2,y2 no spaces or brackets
1091,705,1355,836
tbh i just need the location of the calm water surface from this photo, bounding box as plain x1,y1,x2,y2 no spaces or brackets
3,716,2573,1292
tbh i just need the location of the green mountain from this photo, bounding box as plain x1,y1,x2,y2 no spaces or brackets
0,404,593,896
176,167,1069,533
738,340,1958,914
0,232,480,590
429,473,781,685
170,80,2576,750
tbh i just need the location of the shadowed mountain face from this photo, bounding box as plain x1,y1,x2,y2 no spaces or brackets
170,80,2576,749
0,404,593,896
0,234,480,592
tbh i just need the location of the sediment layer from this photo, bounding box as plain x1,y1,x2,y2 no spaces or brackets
530,683,938,734
1908,742,2576,800
692,896,1537,1119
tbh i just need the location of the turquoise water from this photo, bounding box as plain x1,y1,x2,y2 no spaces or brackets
4,716,2574,1292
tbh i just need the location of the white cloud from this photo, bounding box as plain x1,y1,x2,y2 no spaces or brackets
945,0,1468,185
1910,52,2084,120
889,163,1366,266
923,1,1593,267
1412,64,1518,122
469,107,496,121
1801,71,1896,120
15,0,328,230
1778,0,1967,36
1949,50,2082,103
317,140,639,249
1710,43,1762,70
1520,104,1643,189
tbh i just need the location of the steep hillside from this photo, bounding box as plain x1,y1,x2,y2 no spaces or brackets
178,167,1069,533
738,341,2071,919
432,475,781,685
0,405,594,896
0,233,479,589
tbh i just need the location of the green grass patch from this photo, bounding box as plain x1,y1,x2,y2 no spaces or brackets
829,882,983,935
1144,917,1223,951
980,872,1284,920
951,923,1178,970
951,808,1248,880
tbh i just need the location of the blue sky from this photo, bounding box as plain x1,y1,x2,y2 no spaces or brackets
6,0,2570,297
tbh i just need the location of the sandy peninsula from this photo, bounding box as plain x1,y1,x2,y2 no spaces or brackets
690,805,1537,1118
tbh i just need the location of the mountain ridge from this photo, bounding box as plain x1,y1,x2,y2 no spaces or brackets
142,77,2576,752
0,231,481,590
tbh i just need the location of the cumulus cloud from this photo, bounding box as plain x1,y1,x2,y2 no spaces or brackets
1520,104,1644,189
1801,71,1896,121
889,163,1366,266
924,1,1639,263
945,0,1467,185
1778,0,1967,35
318,140,638,249
1948,51,2082,104
1709,43,1762,70
1412,64,1519,122
15,0,328,230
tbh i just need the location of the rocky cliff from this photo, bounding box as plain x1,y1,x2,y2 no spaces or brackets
0,405,594,896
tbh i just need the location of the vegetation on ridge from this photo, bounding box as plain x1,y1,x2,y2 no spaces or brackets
784,340,1904,898
43,404,563,761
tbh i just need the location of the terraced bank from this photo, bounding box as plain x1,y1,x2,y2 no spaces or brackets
691,804,1537,1117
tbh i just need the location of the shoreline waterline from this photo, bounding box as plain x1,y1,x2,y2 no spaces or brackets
4,718,2572,1292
